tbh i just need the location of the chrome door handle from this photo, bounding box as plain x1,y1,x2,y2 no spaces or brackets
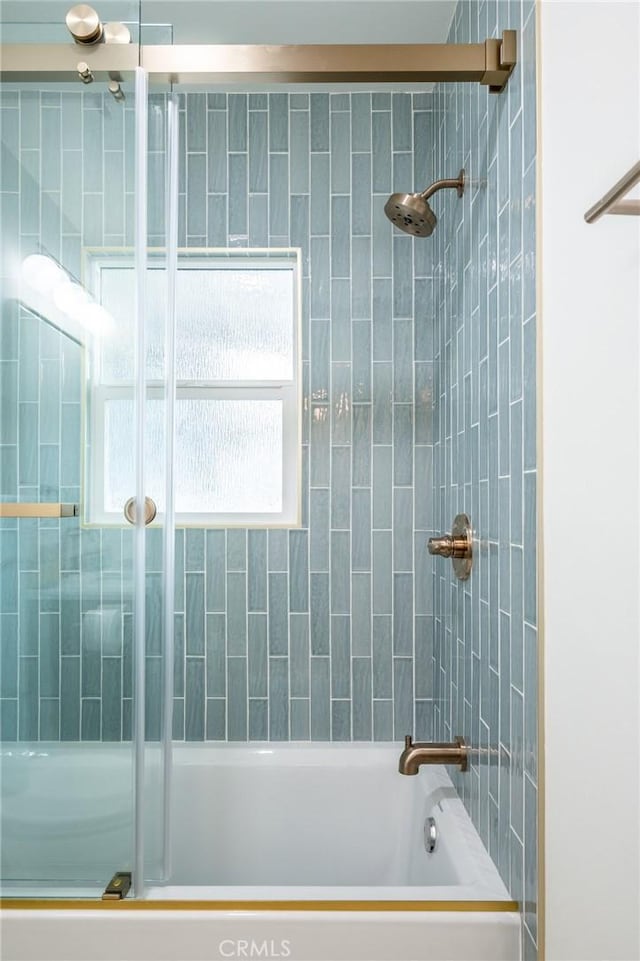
123,496,157,526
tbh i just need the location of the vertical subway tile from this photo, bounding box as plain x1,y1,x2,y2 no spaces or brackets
206,530,226,611
373,446,393,529
330,532,350,615
352,153,372,236
206,698,226,740
393,488,413,572
80,699,100,741
227,572,247,655
185,573,205,655
310,94,329,151
373,365,393,444
352,489,372,572
185,658,205,740
289,531,309,612
186,94,206,151
310,657,330,740
268,94,288,152
310,489,330,572
310,573,330,655
393,405,413,485
248,699,268,740
372,616,392,698
248,613,268,698
268,573,288,655
310,153,330,236
269,153,289,238
373,531,392,615
373,700,393,741
269,657,289,740
208,108,228,192
372,111,391,193
228,94,247,151
351,574,372,656
229,152,248,237
290,699,310,740
330,111,350,193
393,657,413,738
248,530,267,611
60,656,80,740
290,614,310,698
331,617,351,698
331,700,351,741
227,657,247,740
290,109,310,194
393,574,413,655
331,196,350,277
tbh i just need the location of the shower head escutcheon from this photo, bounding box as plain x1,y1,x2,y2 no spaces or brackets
384,169,465,237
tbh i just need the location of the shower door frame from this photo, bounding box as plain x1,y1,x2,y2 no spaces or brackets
0,26,528,920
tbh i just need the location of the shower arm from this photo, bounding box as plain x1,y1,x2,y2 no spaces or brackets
420,173,465,202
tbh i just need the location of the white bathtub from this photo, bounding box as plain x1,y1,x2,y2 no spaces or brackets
1,744,521,961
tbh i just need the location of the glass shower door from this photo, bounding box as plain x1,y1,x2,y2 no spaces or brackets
0,14,169,894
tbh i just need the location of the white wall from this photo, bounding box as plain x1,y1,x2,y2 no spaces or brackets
540,2,640,959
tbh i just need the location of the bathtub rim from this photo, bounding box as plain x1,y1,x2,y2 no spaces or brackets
2,743,512,906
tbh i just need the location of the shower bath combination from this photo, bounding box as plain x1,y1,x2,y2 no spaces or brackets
0,8,531,958
385,168,465,236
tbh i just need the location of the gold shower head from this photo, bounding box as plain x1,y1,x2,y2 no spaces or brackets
385,169,465,237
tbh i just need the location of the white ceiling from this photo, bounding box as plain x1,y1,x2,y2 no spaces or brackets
1,0,457,44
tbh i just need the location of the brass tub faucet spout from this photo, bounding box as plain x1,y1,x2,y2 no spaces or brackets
398,735,468,775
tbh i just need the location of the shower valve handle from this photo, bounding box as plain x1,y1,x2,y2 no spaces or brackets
427,514,473,581
427,534,470,558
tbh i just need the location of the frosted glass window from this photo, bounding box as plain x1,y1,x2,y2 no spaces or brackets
85,249,300,527
104,398,283,515
99,264,295,384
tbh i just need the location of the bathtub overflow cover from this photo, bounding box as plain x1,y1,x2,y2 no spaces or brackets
424,816,438,854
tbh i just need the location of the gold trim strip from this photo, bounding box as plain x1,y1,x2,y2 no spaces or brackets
0,899,519,913
0,503,78,518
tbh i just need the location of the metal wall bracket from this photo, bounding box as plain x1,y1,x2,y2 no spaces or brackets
481,30,517,93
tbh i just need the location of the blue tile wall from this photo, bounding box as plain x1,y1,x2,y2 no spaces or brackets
430,1,537,955
0,88,436,746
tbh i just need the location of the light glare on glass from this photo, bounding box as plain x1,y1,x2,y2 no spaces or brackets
21,254,67,296
53,280,92,319
81,303,116,336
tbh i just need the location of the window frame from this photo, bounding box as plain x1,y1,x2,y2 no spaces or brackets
84,248,302,528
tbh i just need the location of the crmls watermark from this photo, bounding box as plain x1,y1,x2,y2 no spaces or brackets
218,940,292,959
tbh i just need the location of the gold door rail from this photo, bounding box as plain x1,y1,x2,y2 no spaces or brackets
141,34,517,91
0,31,517,92
0,503,79,519
585,159,640,223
